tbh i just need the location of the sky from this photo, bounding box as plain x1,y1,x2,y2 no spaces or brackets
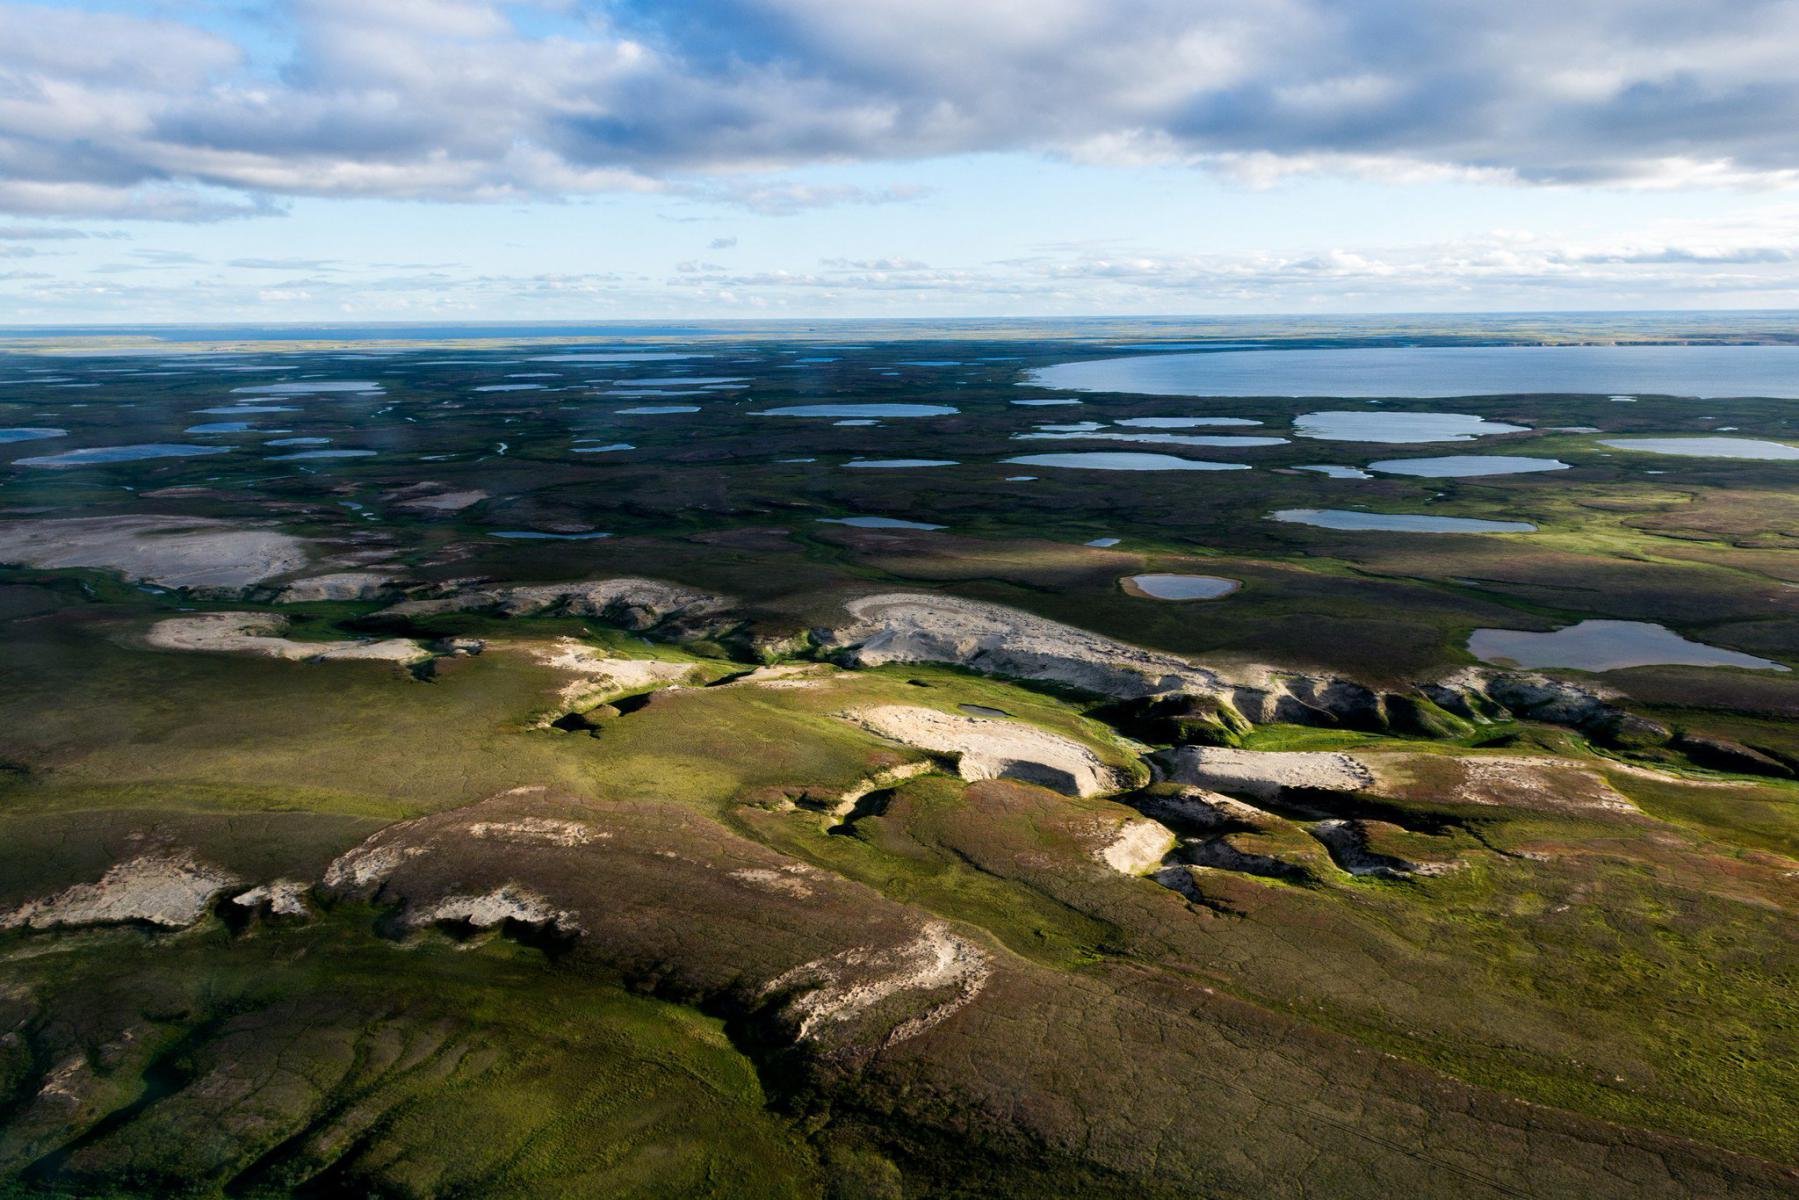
1,0,1798,323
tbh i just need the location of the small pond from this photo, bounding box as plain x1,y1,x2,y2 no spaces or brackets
1469,620,1788,672
0,427,66,444
759,403,958,418
1115,416,1262,428
15,443,221,467
1271,508,1535,533
1123,574,1240,600
1003,451,1249,472
1015,431,1286,448
1295,411,1530,443
269,449,377,460
1366,455,1569,478
490,531,613,541
817,516,946,530
1598,437,1799,461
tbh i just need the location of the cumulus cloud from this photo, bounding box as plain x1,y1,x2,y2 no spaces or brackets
1,0,1798,220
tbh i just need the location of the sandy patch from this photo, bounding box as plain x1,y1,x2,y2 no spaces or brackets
729,865,818,898
845,704,1128,797
389,486,489,512
386,578,728,631
147,612,429,664
0,515,310,591
827,592,1221,700
322,830,428,890
3,853,240,930
720,663,839,690
1098,818,1177,874
763,922,991,1047
528,638,702,707
269,571,400,603
467,817,605,847
1140,788,1273,829
406,885,581,935
1155,746,1373,800
231,879,312,917
823,592,1414,734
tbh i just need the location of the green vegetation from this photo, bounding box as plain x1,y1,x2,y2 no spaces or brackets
1,331,1796,1197
0,915,822,1198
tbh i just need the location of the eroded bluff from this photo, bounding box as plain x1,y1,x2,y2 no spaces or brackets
818,591,1644,744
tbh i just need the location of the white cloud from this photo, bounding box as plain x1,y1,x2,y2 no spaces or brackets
1,1,1798,220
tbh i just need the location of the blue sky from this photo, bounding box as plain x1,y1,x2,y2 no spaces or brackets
1,0,1797,321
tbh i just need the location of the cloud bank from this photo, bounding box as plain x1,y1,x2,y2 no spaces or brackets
9,204,1798,321
2,0,1798,219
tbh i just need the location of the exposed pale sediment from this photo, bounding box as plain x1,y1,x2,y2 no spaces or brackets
466,817,604,847
844,704,1129,797
266,571,401,603
1097,817,1177,874
762,922,991,1047
405,886,582,936
383,578,728,631
0,515,311,592
231,879,313,917
387,485,489,512
147,612,429,664
824,592,1220,700
3,854,240,930
527,638,704,709
823,592,1659,744
1154,746,1373,801
1138,787,1274,830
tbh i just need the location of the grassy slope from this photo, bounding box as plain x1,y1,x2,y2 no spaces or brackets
2,594,1796,1189
0,915,821,1199
2,338,1798,1194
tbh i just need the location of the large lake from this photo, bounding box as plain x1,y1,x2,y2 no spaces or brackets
1026,346,1799,398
